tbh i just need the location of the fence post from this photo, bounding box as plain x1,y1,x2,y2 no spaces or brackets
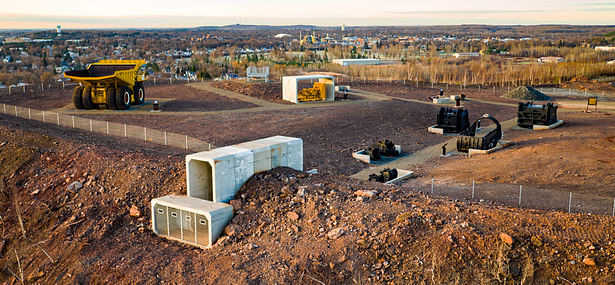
72,116,75,128
106,121,109,135
431,178,434,194
518,185,522,207
612,197,615,216
3,103,5,114
208,143,211,151
22,85,25,94
57,113,60,125
15,106,18,117
154,78,156,85
89,119,92,132
472,180,475,199
28,108,31,119
144,127,147,141
8,86,11,95
42,111,45,122
164,131,167,146
568,192,572,213
185,135,188,150
124,124,127,137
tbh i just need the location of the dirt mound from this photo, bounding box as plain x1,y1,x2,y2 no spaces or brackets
211,81,290,104
2,122,615,284
502,86,550,100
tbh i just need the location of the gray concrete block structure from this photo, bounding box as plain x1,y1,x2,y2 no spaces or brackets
151,194,233,248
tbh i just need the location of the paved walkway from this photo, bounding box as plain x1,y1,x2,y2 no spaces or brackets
351,117,518,180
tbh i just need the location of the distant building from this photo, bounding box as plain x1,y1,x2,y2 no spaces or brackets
332,58,380,66
453,52,480,58
56,25,61,36
595,46,615,52
607,60,615,65
538,57,564,63
341,24,346,32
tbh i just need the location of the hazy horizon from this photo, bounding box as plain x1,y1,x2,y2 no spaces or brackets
2,0,615,29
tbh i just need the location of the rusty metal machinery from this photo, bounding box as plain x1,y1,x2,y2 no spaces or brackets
456,114,502,152
365,140,400,161
368,168,398,183
436,107,470,133
517,102,558,128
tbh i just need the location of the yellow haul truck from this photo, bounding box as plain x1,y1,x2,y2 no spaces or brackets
64,60,147,110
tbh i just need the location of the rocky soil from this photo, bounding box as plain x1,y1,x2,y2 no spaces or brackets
1,114,615,284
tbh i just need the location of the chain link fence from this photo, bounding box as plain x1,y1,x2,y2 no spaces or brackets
1,102,213,153
419,179,615,216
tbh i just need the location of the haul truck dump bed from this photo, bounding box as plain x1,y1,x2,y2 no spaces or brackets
64,59,147,110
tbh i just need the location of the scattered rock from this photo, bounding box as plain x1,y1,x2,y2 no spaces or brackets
354,190,376,198
215,236,230,246
531,236,543,247
247,243,258,250
0,141,6,147
67,181,83,192
287,211,300,221
224,224,241,237
327,228,345,240
229,199,242,211
0,240,5,255
27,271,45,282
297,186,307,197
499,233,513,245
129,205,141,217
583,256,596,266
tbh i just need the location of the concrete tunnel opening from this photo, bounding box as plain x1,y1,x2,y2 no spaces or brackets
187,159,213,201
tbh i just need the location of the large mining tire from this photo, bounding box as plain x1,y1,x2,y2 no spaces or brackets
105,87,117,110
133,83,145,105
73,86,84,109
82,86,94,109
115,86,131,110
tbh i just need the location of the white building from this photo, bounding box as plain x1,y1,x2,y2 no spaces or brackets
538,57,564,63
332,58,380,66
595,46,615,52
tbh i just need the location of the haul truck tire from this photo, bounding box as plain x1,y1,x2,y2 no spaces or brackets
116,86,131,110
106,87,117,110
73,86,84,109
133,83,145,105
82,86,94,109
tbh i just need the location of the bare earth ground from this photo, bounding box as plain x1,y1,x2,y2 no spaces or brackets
1,116,615,284
416,111,615,196
1,81,615,283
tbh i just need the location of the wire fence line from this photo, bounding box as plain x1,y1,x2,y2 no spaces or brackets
0,77,201,96
1,102,214,153
420,179,615,217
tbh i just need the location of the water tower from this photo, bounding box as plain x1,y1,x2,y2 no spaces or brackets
56,25,62,36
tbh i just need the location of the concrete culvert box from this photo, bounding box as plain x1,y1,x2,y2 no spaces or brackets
187,136,303,203
151,195,233,248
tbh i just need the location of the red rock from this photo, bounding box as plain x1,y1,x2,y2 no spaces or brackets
499,233,513,245
129,205,141,217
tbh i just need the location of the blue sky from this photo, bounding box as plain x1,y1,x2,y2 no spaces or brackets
1,0,615,29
